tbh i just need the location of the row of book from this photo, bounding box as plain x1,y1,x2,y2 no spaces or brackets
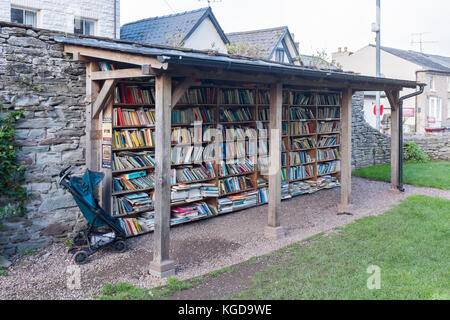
290,107,315,120
219,89,255,105
221,140,256,159
172,107,215,124
115,84,155,105
317,161,340,175
317,148,340,161
218,190,258,213
219,157,255,177
317,121,340,133
113,129,154,149
219,107,253,122
283,92,314,105
171,144,215,164
317,135,340,147
291,137,316,150
318,94,341,105
219,176,253,195
112,151,155,172
318,107,340,119
170,163,215,184
119,215,154,236
288,164,315,181
220,125,258,141
113,107,155,127
178,88,217,105
113,192,154,216
290,121,315,135
113,171,155,193
289,151,314,165
171,201,217,222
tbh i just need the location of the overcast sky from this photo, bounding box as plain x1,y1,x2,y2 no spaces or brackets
121,0,450,57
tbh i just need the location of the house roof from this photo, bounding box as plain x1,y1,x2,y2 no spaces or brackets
372,44,450,73
120,7,229,47
54,34,419,91
226,26,298,60
300,54,339,70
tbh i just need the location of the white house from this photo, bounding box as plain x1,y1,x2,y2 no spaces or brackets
120,7,229,54
0,0,120,38
333,45,450,133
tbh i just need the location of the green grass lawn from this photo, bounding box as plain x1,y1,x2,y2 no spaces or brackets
353,161,450,190
232,195,450,299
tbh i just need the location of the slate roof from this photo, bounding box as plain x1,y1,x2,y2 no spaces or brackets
372,44,450,73
300,54,339,70
226,26,290,60
120,7,229,47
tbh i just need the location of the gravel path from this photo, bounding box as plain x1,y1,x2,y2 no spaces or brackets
1,177,449,300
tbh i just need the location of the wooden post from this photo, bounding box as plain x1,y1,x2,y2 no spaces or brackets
149,74,176,278
338,88,353,214
100,101,113,215
265,83,285,239
85,62,100,171
386,90,400,192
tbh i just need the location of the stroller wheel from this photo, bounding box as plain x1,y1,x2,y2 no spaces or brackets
114,240,127,253
73,250,89,265
73,232,87,246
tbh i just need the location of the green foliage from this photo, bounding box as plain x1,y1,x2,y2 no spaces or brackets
19,78,42,92
64,238,73,247
19,248,36,257
0,270,8,276
404,141,427,163
226,42,263,59
0,107,29,220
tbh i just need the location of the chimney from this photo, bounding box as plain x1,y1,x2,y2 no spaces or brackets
338,47,342,53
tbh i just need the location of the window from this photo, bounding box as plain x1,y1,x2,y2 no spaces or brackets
428,97,442,127
447,77,450,92
74,18,95,36
11,7,37,27
275,49,285,63
448,99,450,119
430,75,436,91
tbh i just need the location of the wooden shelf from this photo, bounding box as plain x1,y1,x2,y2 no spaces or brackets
113,125,155,129
113,146,154,152
113,103,155,107
219,187,256,197
317,159,340,163
317,144,340,149
112,166,155,175
112,187,154,197
219,171,255,179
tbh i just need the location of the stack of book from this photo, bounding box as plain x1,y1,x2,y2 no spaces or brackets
113,129,154,149
289,180,317,196
113,171,155,193
219,176,253,195
218,197,233,213
281,182,291,199
318,135,340,147
171,201,217,222
227,190,258,211
119,218,146,236
113,192,154,216
258,187,268,204
171,183,219,204
172,107,215,124
316,175,341,189
115,84,155,105
112,151,155,171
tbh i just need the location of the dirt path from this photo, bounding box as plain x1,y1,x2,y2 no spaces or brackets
1,177,449,300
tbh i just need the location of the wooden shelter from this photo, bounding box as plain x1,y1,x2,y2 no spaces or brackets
56,35,419,277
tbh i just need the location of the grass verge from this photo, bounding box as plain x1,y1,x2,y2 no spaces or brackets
353,161,450,190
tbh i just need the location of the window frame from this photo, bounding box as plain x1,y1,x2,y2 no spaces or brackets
429,75,436,92
10,6,38,28
74,17,96,36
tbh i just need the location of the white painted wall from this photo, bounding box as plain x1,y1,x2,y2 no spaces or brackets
0,0,120,38
183,17,227,54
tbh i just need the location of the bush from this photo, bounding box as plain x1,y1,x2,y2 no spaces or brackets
0,108,29,224
403,141,427,163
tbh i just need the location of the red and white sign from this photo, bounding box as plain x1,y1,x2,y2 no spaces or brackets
373,104,384,116
403,108,415,118
427,117,436,124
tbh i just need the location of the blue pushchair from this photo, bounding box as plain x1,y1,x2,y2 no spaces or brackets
59,166,127,264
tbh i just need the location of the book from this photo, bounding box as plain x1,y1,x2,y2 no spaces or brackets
112,151,155,171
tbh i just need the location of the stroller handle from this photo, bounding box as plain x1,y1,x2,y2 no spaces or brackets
59,166,73,185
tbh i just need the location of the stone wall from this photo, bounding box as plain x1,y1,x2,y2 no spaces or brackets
0,22,394,256
351,92,391,169
405,133,450,160
0,22,87,256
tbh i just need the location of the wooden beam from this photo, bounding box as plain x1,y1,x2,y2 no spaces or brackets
64,45,168,70
265,83,285,239
72,52,92,62
91,67,156,81
172,77,195,107
150,73,175,278
85,62,101,171
338,88,353,214
386,90,400,192
92,79,117,119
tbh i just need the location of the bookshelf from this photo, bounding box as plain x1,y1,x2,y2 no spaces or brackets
110,80,342,237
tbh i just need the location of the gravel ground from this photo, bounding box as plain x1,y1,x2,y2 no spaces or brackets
1,177,449,300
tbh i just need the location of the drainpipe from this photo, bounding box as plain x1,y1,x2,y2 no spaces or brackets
114,0,117,39
397,84,425,191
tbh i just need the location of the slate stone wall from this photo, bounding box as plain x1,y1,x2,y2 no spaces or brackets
404,133,450,160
